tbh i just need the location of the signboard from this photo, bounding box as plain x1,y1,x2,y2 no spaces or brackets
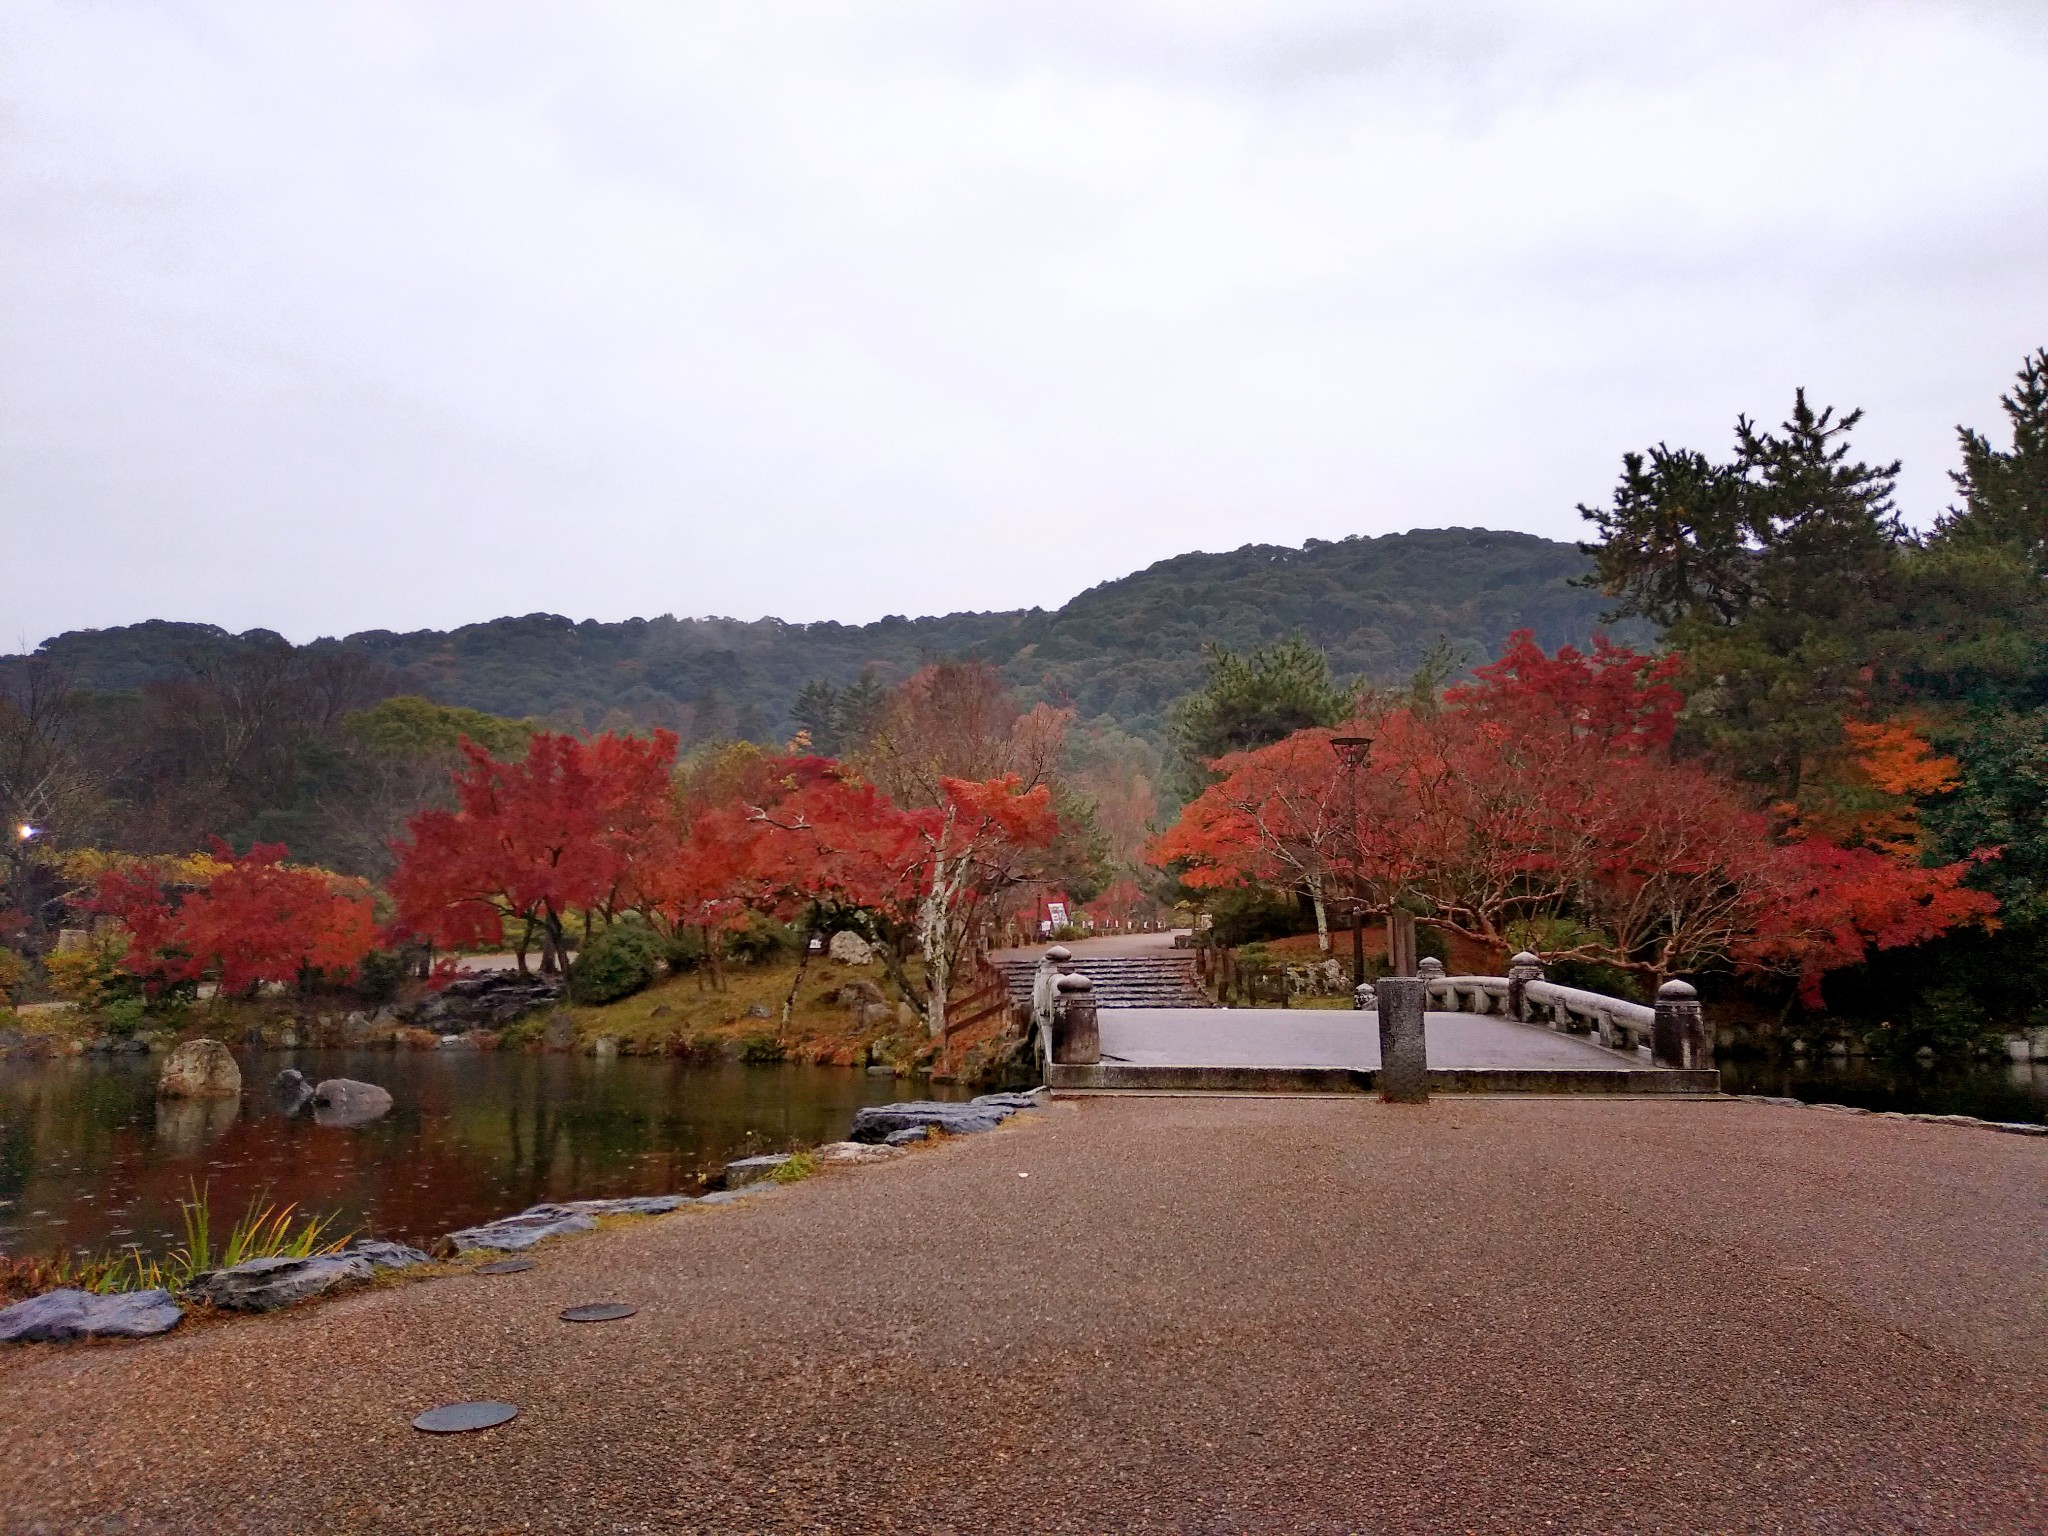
1046,901,1069,928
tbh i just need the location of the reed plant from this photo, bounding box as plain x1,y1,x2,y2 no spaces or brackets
0,1184,350,1301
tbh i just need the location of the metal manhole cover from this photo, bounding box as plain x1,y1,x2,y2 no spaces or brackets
475,1258,536,1275
412,1401,519,1434
559,1302,638,1323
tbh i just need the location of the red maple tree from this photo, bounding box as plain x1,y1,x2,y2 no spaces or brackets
388,729,678,975
89,840,377,996
1153,632,1998,993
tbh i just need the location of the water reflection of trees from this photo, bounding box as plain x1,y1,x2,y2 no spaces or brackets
1,1055,935,1257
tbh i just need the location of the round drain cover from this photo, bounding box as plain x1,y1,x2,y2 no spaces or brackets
475,1258,536,1275
413,1401,518,1434
559,1302,638,1323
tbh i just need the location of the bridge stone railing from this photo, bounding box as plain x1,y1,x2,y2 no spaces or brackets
1418,953,1710,1071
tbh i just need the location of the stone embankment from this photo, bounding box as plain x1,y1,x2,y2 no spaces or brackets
0,1089,1047,1347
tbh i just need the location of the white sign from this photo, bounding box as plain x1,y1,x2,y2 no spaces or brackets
1046,901,1069,927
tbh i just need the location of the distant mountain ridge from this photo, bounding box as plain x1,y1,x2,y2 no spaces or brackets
21,527,1635,740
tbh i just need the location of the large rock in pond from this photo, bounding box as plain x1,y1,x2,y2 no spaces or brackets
273,1068,316,1115
189,1254,373,1312
311,1078,393,1127
0,1287,183,1344
157,1038,241,1099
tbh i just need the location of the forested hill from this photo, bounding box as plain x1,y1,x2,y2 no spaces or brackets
22,528,1631,741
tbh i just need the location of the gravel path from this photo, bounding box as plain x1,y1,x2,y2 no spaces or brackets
2,1096,2044,1534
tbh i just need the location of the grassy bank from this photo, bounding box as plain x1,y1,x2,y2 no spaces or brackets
519,952,931,1069
2,952,938,1070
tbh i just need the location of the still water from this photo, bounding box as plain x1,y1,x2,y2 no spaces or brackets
1717,1055,2048,1124
0,1051,962,1259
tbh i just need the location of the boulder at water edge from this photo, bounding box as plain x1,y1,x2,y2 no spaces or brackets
189,1254,374,1312
440,1208,598,1255
311,1078,393,1126
849,1095,1037,1143
0,1288,183,1344
343,1239,432,1270
157,1038,241,1099
723,1154,792,1187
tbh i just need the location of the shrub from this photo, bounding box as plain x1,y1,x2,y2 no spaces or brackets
0,948,24,1004
1208,887,1309,947
43,935,132,1011
1545,958,1641,1002
570,922,666,1004
726,916,795,966
770,1151,819,1183
662,928,706,974
355,948,408,1007
101,996,148,1037
738,1031,786,1064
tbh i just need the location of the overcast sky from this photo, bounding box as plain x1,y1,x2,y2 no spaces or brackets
4,1,2045,650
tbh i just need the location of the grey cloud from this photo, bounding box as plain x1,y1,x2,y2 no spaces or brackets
2,0,2045,647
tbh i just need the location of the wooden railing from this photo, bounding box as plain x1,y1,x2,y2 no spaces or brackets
942,950,1017,1047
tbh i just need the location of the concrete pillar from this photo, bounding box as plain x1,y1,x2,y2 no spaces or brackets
1047,944,1075,975
1376,975,1429,1104
1507,951,1544,1023
1416,956,1444,1006
1652,979,1709,1070
1052,973,1100,1065
1351,981,1376,1011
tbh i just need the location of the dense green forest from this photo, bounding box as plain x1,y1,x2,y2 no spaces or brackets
14,527,1624,744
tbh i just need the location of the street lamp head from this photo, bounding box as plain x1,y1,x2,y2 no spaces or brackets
1329,735,1372,766
16,824,37,842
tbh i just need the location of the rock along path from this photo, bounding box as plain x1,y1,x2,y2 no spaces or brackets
2,1097,2044,1534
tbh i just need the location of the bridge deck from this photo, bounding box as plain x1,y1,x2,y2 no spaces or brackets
1051,1006,1719,1095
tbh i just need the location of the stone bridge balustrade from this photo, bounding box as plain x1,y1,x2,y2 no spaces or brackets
1422,962,1710,1071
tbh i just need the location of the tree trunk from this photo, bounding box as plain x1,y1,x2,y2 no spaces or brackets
1310,879,1330,952
780,943,813,1034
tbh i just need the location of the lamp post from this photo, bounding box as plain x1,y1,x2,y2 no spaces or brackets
1330,736,1372,988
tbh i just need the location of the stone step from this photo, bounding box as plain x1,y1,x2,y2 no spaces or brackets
993,955,1212,1009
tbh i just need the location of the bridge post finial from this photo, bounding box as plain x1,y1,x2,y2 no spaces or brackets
1507,952,1544,1023
1051,973,1101,1066
1652,978,1708,1071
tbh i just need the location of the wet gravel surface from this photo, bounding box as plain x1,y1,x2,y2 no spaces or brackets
2,1095,2044,1534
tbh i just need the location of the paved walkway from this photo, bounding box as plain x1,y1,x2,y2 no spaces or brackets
3,1097,2043,1533
1102,1005,1645,1071
990,929,1189,962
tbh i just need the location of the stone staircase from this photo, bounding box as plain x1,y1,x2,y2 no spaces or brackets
993,954,1213,1010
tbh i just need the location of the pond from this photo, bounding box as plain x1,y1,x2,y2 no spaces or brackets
1717,1055,2048,1125
0,1051,964,1260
